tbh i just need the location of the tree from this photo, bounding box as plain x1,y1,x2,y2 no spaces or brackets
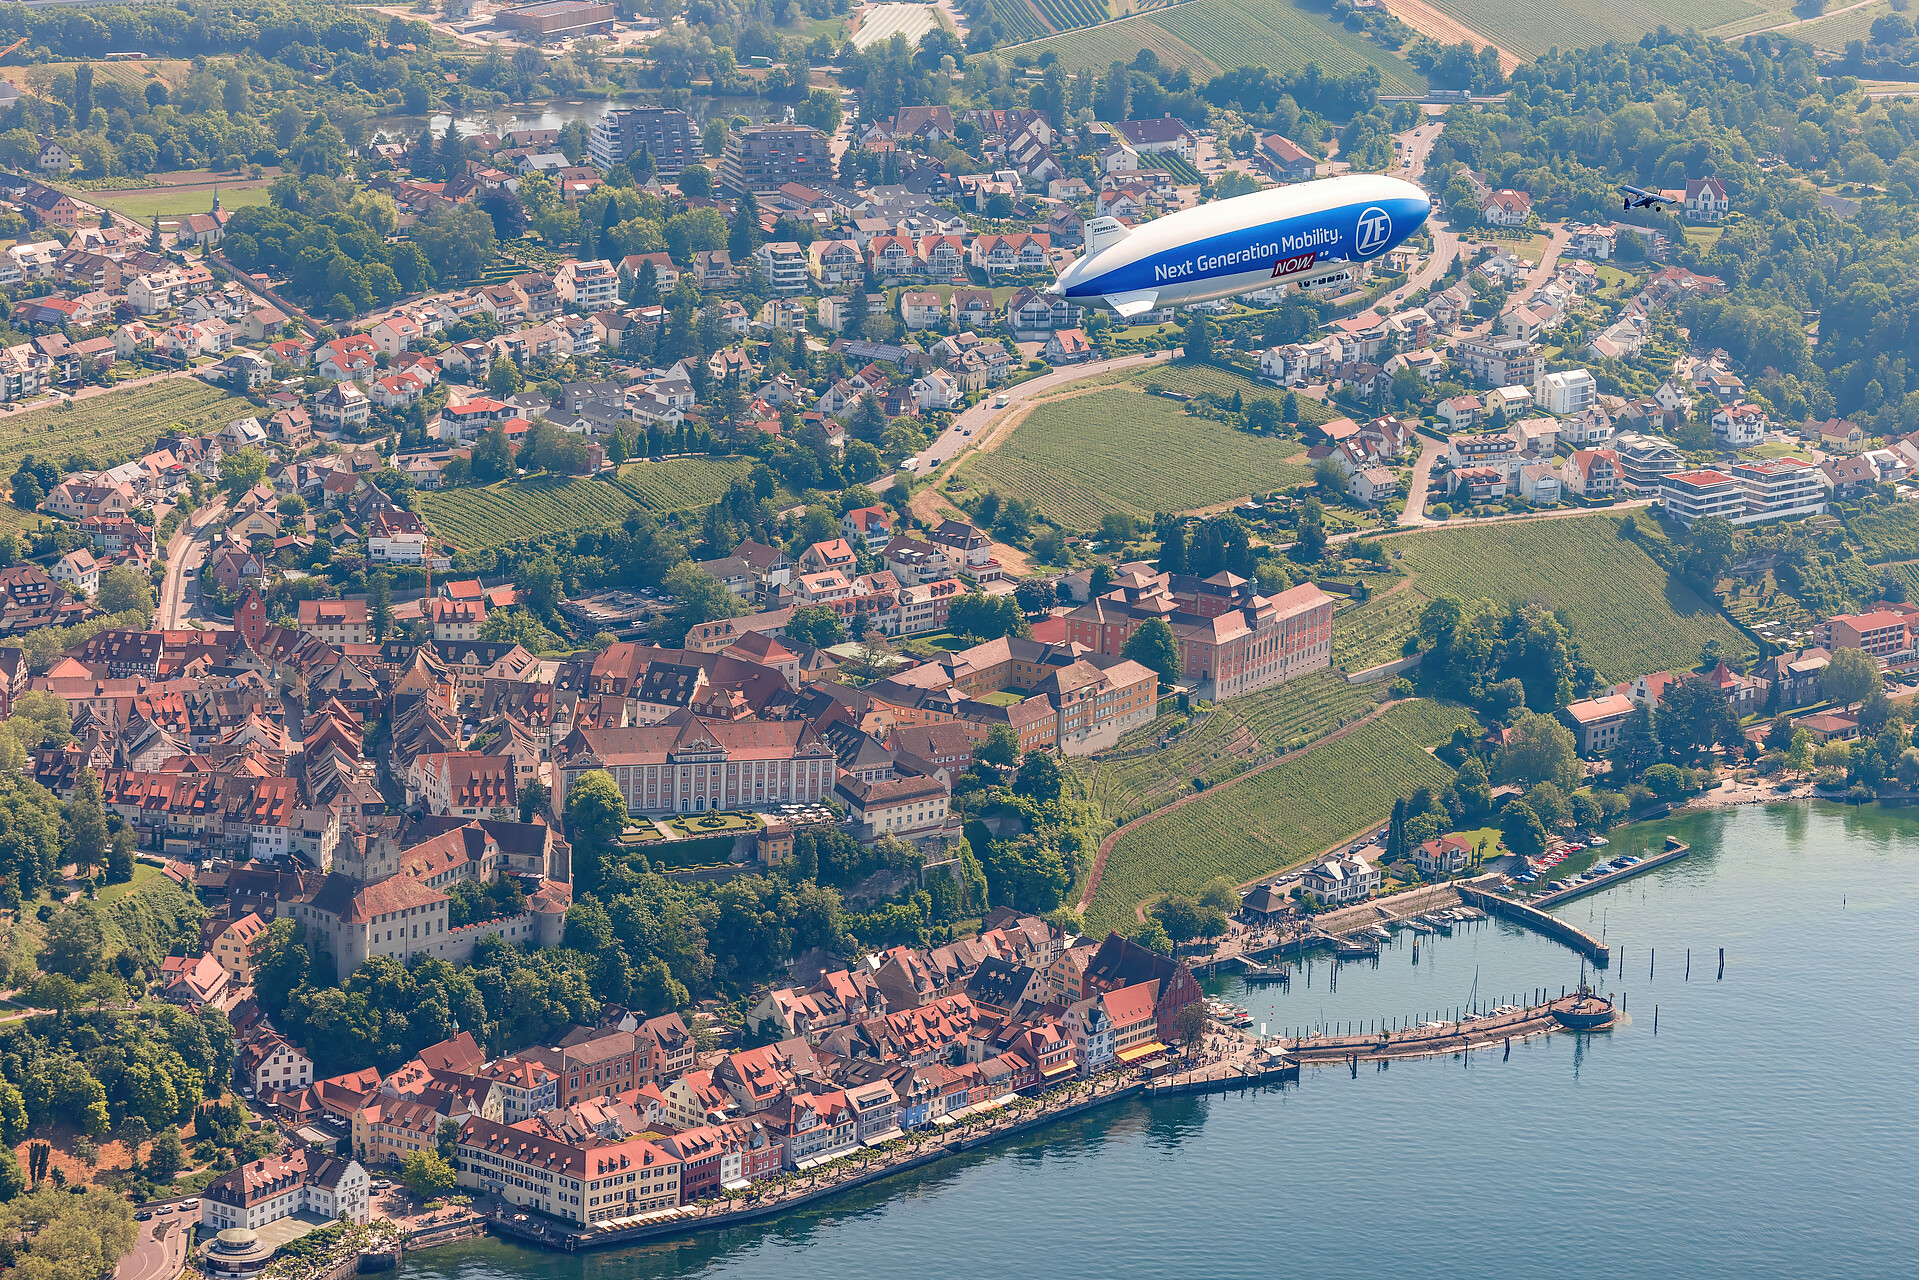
565,770,627,895
401,1150,455,1196
784,604,846,649
219,447,269,500
478,186,528,241
487,356,524,398
1499,800,1549,861
1131,918,1174,956
729,190,762,259
95,566,153,620
1657,675,1739,763
978,724,1023,770
1013,751,1062,802
1121,617,1180,686
518,779,551,824
369,571,392,642
106,827,134,884
1786,729,1814,777
39,905,107,980
249,918,309,1018
67,768,108,880
412,203,495,282
664,561,746,642
145,1125,184,1181
678,164,714,199
1493,712,1582,792
1175,1000,1206,1050
1182,311,1215,363
1822,647,1879,710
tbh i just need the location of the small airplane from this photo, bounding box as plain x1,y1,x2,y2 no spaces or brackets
1618,183,1666,212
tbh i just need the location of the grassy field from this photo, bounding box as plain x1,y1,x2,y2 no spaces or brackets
1381,514,1747,682
1423,0,1766,59
1085,698,1477,931
80,184,273,222
418,458,759,549
960,387,1312,527
0,380,250,523
1013,0,1423,91
1080,669,1380,825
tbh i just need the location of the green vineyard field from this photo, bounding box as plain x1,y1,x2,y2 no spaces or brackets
418,458,761,549
1086,698,1477,931
962,388,1312,527
0,380,252,529
1011,16,1216,72
1082,669,1379,825
417,475,646,550
1423,0,1762,61
1154,0,1425,91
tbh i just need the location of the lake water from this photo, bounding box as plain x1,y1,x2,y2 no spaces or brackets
399,802,1919,1280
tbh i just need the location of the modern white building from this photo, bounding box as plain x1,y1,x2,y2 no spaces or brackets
1539,368,1597,415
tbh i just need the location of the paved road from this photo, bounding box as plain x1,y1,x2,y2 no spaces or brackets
115,1214,190,1280
1379,119,1459,311
907,349,1175,474
159,497,224,629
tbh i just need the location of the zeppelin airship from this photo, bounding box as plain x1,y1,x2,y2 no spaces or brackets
1047,173,1430,318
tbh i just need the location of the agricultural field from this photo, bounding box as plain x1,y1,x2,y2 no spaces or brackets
417,475,647,550
1385,514,1748,682
418,458,761,549
851,2,949,49
1332,583,1425,673
990,0,1054,45
1017,0,1423,88
0,379,250,520
1012,18,1215,73
610,456,761,512
1033,0,1108,32
1793,0,1902,50
1081,669,1380,825
960,387,1312,526
13,60,195,96
1085,698,1477,931
1422,0,1766,60
1844,503,1919,564
1140,151,1203,184
1155,0,1426,92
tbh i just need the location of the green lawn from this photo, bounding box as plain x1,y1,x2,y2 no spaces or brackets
96,864,162,904
974,689,1028,706
1085,697,1477,932
75,184,273,222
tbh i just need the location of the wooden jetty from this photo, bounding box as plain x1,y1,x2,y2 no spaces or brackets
1145,1047,1299,1096
1287,992,1615,1065
1236,956,1291,985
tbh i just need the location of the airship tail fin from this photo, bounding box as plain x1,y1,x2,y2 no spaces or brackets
1084,216,1132,256
1104,290,1159,320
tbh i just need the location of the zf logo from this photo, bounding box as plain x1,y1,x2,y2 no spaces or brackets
1355,206,1392,257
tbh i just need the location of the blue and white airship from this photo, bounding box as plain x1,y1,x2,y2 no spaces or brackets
1048,173,1430,318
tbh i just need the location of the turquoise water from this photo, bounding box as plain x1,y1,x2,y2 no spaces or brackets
401,803,1919,1280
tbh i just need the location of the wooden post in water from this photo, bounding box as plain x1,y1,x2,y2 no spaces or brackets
1686,949,1691,980
1650,948,1655,981
1653,1004,1659,1035
1718,947,1725,980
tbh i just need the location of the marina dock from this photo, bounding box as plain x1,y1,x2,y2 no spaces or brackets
1530,838,1692,908
1457,884,1611,965
1285,992,1615,1064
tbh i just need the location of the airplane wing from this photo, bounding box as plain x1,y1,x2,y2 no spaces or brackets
1104,290,1159,320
